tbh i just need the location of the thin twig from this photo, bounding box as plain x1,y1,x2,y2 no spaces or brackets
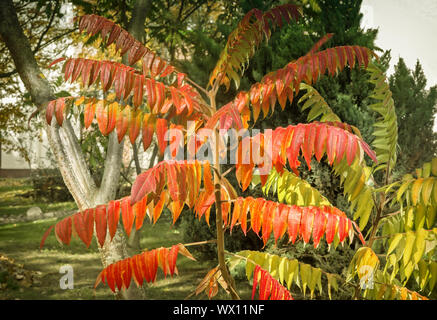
186,76,209,96
183,239,217,247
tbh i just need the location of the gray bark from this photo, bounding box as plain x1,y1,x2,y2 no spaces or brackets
0,0,145,299
127,0,151,43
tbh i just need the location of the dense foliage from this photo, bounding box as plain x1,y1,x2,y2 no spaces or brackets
3,0,436,300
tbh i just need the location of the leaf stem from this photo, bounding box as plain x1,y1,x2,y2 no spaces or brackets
209,90,240,300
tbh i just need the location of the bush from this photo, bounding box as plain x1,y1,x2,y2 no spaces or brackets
30,169,73,202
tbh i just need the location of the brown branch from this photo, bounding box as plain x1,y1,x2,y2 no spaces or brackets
33,0,59,54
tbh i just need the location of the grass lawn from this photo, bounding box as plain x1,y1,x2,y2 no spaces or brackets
0,178,76,217
0,179,252,300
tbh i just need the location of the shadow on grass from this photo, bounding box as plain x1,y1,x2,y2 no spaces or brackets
0,178,77,217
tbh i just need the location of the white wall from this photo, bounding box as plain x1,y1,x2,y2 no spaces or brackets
1,128,53,170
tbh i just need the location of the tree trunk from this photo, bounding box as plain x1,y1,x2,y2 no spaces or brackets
0,0,145,299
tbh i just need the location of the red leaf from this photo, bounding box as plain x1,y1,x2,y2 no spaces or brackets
346,133,358,165
344,46,355,69
121,258,132,289
55,98,65,126
168,245,179,276
96,101,109,135
153,191,167,223
286,124,304,173
49,57,66,68
131,168,157,204
115,106,130,143
84,99,96,129
133,74,144,108
261,202,275,245
107,200,120,241
141,113,154,151
107,102,118,134
360,140,377,163
303,124,316,169
300,207,314,244
120,197,134,237
94,205,107,247
314,124,328,162
134,195,148,230
106,264,116,292
312,209,327,248
71,58,84,83
131,254,144,287
287,205,301,244
326,127,338,165
338,216,348,243
273,204,288,244
156,118,168,156
160,65,174,78
252,265,293,300
325,213,338,245
114,260,123,291
81,59,93,86
64,58,75,82
155,82,165,113
128,109,142,144
72,209,94,248
335,131,347,164
40,225,54,249
46,100,55,125
145,78,156,111
55,217,72,245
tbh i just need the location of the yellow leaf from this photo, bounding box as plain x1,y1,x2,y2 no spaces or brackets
308,268,322,299
387,233,403,256
402,231,415,266
433,180,437,205
411,178,424,206
286,259,299,290
74,96,85,106
415,205,426,230
278,257,288,284
417,259,430,290
426,206,437,229
300,263,311,297
428,261,437,292
412,229,427,265
326,274,338,300
405,207,415,231
397,176,413,202
422,162,431,178
421,178,434,206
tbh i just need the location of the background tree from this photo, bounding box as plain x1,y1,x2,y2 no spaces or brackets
389,58,437,176
0,0,75,163
0,0,154,299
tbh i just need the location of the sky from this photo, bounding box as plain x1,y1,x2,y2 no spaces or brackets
360,0,437,130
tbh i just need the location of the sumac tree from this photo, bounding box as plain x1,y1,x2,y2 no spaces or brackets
25,4,437,300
